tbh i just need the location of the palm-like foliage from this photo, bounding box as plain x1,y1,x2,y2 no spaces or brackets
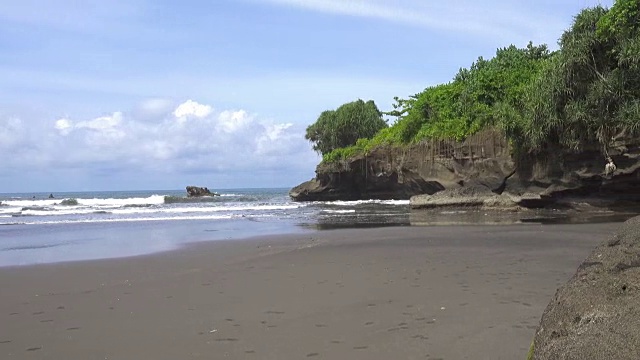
524,2,640,156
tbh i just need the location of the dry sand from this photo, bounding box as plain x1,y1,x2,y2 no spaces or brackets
0,222,620,359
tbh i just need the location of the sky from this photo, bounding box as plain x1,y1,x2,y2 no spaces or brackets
0,0,614,192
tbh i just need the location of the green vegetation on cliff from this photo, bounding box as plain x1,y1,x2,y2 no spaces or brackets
305,99,387,156
311,0,640,163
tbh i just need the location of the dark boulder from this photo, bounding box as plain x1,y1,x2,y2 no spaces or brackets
531,215,640,359
186,186,217,197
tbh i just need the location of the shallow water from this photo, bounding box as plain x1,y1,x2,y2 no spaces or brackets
1,188,637,266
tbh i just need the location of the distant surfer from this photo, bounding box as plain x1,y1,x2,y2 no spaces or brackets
49,193,54,199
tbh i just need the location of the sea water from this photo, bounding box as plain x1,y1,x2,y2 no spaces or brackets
0,188,410,266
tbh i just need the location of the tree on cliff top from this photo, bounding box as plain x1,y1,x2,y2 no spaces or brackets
524,1,640,156
305,99,387,155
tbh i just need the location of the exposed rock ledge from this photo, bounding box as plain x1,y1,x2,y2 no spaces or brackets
409,186,553,210
530,215,640,359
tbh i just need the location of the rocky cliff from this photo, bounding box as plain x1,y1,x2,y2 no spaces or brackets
530,215,640,359
290,129,640,205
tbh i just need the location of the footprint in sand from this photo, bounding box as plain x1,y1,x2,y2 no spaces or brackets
26,347,42,351
364,321,374,326
0,340,12,344
315,324,327,328
9,312,19,316
32,311,44,315
40,319,53,323
245,350,256,354
353,346,368,350
67,327,81,331
306,353,319,357
330,340,342,344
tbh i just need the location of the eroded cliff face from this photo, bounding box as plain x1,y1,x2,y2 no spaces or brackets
290,129,640,203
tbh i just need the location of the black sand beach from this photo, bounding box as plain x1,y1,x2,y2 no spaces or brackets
0,223,620,359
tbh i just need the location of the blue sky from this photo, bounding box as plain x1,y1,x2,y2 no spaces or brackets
0,0,613,192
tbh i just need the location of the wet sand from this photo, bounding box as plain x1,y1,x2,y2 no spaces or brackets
0,223,619,359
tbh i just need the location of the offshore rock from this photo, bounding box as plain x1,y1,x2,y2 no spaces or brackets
531,215,640,359
186,186,217,197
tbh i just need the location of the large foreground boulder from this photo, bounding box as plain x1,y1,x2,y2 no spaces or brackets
531,215,640,359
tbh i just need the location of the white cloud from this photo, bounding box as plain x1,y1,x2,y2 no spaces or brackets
54,118,72,132
173,99,213,123
256,0,613,45
256,123,294,155
217,109,251,133
0,100,317,183
76,112,123,131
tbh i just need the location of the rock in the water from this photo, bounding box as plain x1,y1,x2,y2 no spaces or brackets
531,215,640,359
186,186,217,197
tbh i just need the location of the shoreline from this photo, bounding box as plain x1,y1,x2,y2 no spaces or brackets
0,222,620,359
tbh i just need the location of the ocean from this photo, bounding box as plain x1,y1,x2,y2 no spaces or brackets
0,188,409,266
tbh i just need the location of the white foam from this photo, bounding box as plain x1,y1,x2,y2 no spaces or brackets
322,209,356,214
2,195,165,208
327,199,409,206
